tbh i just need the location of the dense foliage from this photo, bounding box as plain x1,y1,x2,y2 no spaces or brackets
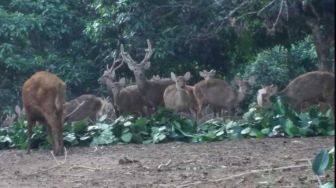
0,98,333,150
1,0,334,115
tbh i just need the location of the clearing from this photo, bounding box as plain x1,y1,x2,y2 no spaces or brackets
0,136,334,188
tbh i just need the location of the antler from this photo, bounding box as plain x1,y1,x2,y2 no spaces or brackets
140,39,153,65
120,44,137,65
106,57,124,73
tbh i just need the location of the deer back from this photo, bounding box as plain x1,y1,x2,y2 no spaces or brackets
63,94,103,123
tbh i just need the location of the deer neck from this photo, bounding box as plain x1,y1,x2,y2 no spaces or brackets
236,88,246,104
134,76,148,92
105,79,113,93
176,87,189,104
105,79,120,106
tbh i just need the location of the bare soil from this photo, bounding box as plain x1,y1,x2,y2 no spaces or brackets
0,137,334,188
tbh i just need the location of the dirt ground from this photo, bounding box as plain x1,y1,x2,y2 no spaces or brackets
0,137,334,188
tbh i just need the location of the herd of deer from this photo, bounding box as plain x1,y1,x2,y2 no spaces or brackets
19,40,334,156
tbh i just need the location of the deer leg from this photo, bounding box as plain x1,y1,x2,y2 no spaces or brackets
44,113,64,156
197,102,205,119
26,118,35,154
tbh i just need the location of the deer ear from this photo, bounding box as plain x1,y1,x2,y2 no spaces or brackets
143,61,151,70
170,72,177,81
119,77,126,86
184,72,191,81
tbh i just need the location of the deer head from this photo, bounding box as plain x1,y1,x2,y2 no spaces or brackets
98,57,124,84
171,72,191,90
120,39,153,82
199,69,216,80
107,78,126,105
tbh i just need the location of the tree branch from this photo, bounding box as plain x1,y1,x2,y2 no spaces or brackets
272,0,285,30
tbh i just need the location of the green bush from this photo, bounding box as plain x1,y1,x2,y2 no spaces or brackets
243,35,318,89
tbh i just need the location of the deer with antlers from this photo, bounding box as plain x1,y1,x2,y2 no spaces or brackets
98,58,148,116
120,40,174,112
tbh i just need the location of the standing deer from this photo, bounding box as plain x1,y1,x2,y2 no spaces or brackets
22,71,66,156
193,75,251,118
120,40,174,112
197,69,224,117
163,72,197,118
257,71,335,112
98,59,148,116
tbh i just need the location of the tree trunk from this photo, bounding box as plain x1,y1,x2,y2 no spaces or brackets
306,20,333,72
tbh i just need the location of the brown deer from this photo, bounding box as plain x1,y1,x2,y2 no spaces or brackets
163,72,197,118
98,59,148,116
120,40,174,111
193,75,251,118
1,105,25,127
22,71,66,156
257,71,335,112
63,94,107,123
199,69,216,80
197,69,223,117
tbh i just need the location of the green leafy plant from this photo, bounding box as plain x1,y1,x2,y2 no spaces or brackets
0,97,334,151
312,147,335,188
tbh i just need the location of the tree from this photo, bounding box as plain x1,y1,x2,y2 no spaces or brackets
221,0,334,71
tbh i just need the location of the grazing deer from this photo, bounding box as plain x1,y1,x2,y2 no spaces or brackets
22,71,66,156
193,75,251,118
0,105,25,127
257,71,335,112
98,97,116,119
163,72,197,118
120,40,174,111
63,94,107,123
98,59,148,116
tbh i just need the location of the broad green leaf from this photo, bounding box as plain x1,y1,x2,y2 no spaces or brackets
326,153,334,171
121,132,132,143
320,182,334,188
124,121,133,127
63,133,76,143
241,127,251,135
284,119,299,137
312,149,330,175
90,129,115,146
261,128,270,135
216,130,224,137
134,118,146,127
99,114,107,122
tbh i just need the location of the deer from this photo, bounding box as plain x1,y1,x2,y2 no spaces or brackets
150,75,161,81
257,71,335,113
120,40,174,112
163,72,198,118
63,94,110,123
1,105,25,127
98,58,148,116
197,69,224,117
22,71,66,156
193,74,251,118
